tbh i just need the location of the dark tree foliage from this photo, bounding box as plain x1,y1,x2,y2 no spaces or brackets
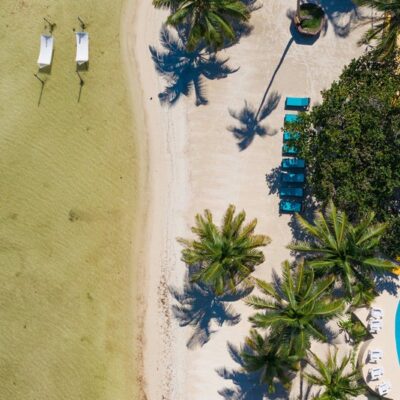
294,54,400,257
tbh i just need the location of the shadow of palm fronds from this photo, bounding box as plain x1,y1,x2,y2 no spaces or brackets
149,26,238,106
228,92,281,150
217,342,288,400
170,271,252,349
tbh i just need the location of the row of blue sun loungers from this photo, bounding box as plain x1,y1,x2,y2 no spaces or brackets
285,97,310,110
279,97,309,214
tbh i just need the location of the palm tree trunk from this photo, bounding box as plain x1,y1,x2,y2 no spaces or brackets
396,32,400,75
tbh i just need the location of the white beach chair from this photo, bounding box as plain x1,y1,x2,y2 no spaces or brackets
369,307,384,319
377,382,391,396
368,319,383,334
37,35,54,68
368,349,383,362
75,32,89,65
369,366,384,380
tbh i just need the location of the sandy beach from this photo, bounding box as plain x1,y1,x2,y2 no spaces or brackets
129,0,376,399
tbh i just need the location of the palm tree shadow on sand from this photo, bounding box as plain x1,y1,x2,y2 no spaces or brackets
149,26,239,106
227,92,281,150
216,342,289,400
286,0,368,39
170,269,253,349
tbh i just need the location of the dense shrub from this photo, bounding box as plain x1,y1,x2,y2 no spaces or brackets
295,54,400,257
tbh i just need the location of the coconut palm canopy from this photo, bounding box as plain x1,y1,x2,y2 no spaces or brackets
153,0,250,50
246,261,344,358
355,0,400,59
178,204,270,295
305,349,365,400
241,329,299,393
289,201,395,298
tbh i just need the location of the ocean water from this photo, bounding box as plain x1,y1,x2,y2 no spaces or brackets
0,1,140,399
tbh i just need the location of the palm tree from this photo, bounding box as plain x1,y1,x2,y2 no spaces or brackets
288,201,395,298
305,348,365,400
355,0,400,60
246,261,344,358
241,329,299,393
153,0,250,51
178,205,270,295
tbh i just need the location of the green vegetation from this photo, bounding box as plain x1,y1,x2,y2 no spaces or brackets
304,349,365,400
246,261,344,358
178,205,270,295
355,0,400,59
298,3,325,31
295,53,400,258
152,0,250,50
0,2,139,399
179,202,388,396
288,202,395,299
338,317,369,344
241,329,299,393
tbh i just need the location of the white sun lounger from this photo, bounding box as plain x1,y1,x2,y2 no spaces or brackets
37,35,54,68
369,307,384,319
369,366,384,380
377,382,391,396
368,319,383,333
368,349,383,362
75,32,89,65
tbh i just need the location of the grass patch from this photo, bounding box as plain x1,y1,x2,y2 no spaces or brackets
299,3,324,31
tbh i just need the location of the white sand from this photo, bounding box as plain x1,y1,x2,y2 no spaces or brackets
125,0,381,398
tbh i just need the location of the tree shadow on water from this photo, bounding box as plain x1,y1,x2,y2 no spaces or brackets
216,342,288,400
149,26,238,106
170,270,252,349
228,92,281,150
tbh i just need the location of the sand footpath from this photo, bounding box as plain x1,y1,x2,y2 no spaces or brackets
126,0,370,398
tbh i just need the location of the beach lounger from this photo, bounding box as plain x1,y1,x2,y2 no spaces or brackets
281,158,305,170
283,131,300,142
37,35,54,69
369,366,384,380
281,173,305,184
279,200,302,214
369,307,384,319
377,382,391,396
284,114,299,124
285,97,310,110
368,319,383,334
279,187,304,198
368,349,383,362
282,144,298,156
76,32,89,65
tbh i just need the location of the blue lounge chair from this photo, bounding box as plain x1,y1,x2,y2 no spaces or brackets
281,173,305,183
284,114,299,124
283,131,300,142
285,97,310,110
280,200,302,214
281,158,305,170
279,187,304,198
282,144,298,155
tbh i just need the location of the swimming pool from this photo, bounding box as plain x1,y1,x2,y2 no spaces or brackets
396,301,400,365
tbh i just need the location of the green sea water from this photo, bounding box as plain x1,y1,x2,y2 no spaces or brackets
0,1,140,399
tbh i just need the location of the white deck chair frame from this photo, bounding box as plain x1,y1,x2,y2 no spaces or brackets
75,32,89,65
37,35,54,68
